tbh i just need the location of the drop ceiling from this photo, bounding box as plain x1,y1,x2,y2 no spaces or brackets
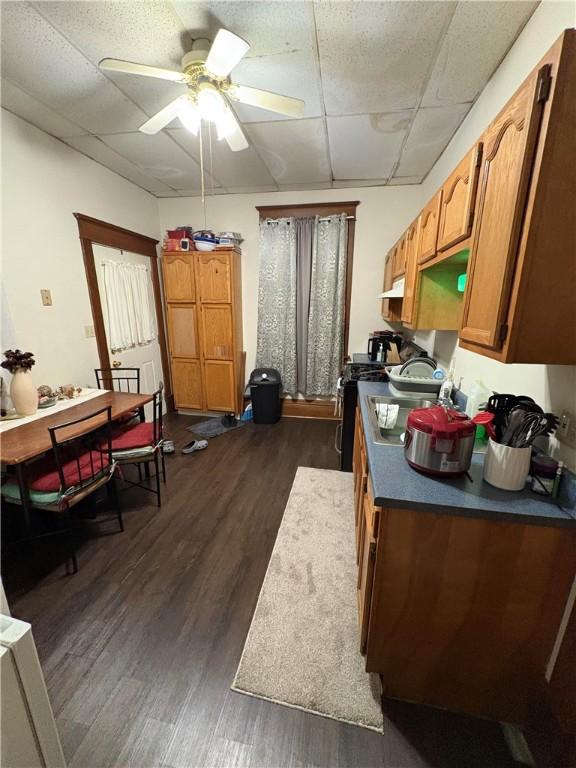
0,1,538,197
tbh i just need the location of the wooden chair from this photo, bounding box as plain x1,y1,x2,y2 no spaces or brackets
1,406,122,574
105,384,166,507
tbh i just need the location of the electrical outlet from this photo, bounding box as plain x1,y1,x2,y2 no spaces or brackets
40,289,52,306
84,325,96,338
558,410,576,449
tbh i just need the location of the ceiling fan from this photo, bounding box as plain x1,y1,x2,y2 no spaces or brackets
99,29,305,152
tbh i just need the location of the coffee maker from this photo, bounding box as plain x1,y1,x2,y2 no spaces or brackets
367,331,403,362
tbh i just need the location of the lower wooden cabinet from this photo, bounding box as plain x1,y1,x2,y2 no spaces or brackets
204,360,236,411
171,359,203,410
352,409,576,724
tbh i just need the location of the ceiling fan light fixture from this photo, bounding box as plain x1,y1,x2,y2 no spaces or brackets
197,85,226,123
179,98,200,135
216,105,237,140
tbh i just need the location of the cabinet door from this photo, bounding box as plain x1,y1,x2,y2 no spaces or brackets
167,304,199,358
172,359,203,409
162,253,195,301
417,192,442,264
380,250,394,320
437,145,482,252
196,252,232,303
200,305,234,360
392,236,406,278
460,70,546,350
358,495,377,655
204,360,235,411
401,220,420,324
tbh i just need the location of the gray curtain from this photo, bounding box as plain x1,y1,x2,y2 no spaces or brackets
295,217,314,394
255,218,298,395
305,214,348,397
255,213,347,398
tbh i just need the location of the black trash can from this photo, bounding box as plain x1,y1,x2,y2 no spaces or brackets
249,368,282,424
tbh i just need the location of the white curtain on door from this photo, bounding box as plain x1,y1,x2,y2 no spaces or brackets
101,261,156,353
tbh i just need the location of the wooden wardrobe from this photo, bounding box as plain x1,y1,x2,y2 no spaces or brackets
161,248,244,414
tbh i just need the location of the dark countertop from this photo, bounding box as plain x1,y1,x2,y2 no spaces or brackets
358,381,576,527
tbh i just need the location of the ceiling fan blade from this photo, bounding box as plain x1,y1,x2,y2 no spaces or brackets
99,58,186,83
218,105,249,152
140,95,190,135
229,84,305,117
205,29,250,78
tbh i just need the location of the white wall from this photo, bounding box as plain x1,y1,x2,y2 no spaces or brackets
1,110,160,390
410,0,576,467
158,184,422,377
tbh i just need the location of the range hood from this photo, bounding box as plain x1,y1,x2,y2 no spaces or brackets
378,277,405,299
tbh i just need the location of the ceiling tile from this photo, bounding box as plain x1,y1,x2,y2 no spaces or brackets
388,175,424,186
0,2,147,134
223,185,279,194
245,119,331,185
1,79,87,138
314,1,454,114
33,1,192,117
169,126,276,188
422,1,538,108
332,179,389,189
230,52,322,123
64,135,178,195
327,112,411,180
277,182,332,191
395,104,471,177
99,131,217,191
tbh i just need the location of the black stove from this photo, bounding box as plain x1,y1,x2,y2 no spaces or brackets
344,363,389,383
338,362,388,471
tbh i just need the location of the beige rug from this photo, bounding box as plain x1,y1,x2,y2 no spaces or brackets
232,467,384,732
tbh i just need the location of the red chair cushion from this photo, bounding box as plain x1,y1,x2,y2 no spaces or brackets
28,450,110,493
109,422,155,451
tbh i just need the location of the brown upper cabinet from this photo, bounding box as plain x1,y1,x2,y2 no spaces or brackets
460,30,576,364
162,252,195,302
196,251,232,303
401,221,420,324
392,235,407,278
417,192,442,265
383,30,575,363
437,145,482,252
381,248,402,323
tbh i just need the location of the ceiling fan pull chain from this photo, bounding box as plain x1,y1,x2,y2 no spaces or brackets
199,122,207,230
208,121,215,202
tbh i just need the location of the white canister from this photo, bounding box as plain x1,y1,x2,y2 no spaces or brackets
483,438,532,491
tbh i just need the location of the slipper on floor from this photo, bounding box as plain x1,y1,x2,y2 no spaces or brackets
181,439,208,455
162,440,175,454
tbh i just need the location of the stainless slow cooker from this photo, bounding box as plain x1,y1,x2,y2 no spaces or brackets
404,405,475,477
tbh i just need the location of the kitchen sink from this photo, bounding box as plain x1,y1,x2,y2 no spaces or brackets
365,395,434,447
365,395,488,453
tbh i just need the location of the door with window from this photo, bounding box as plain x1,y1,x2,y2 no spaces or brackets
94,244,164,414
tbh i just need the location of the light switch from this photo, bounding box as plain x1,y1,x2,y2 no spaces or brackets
84,325,96,338
40,289,52,306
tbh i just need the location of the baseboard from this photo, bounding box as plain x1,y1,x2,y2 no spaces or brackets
281,398,339,420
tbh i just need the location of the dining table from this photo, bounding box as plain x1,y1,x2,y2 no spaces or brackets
1,389,154,531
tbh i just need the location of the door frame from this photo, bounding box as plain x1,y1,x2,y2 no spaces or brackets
74,213,174,411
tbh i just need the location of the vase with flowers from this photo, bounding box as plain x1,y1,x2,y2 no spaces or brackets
1,349,37,415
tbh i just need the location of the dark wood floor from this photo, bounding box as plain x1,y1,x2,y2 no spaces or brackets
6,415,522,768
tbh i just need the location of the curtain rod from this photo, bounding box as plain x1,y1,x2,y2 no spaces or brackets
264,215,356,224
